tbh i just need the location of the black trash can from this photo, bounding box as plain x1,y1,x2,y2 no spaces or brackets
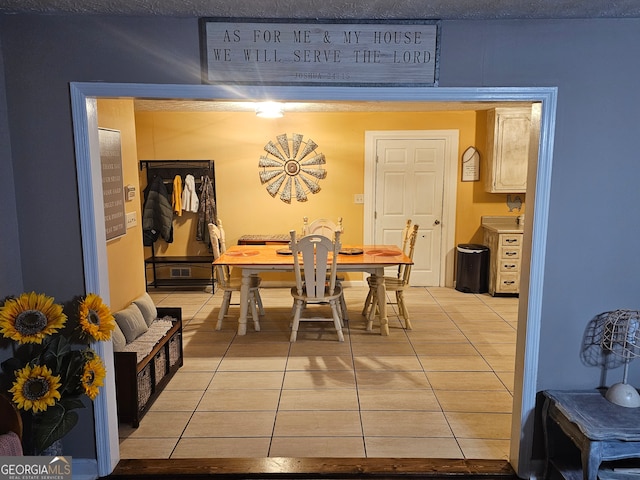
455,244,489,293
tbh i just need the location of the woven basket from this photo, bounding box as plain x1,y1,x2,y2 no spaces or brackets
169,333,182,367
154,348,167,386
137,364,152,410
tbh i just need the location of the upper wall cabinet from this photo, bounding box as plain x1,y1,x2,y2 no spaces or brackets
484,107,533,193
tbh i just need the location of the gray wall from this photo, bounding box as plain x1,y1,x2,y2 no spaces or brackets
2,13,640,462
442,18,640,386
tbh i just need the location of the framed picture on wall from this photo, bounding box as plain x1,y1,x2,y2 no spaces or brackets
99,128,126,241
199,18,440,86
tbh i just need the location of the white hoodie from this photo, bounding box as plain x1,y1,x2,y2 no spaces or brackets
181,174,199,213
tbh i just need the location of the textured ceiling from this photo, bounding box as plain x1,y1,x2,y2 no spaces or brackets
0,0,639,19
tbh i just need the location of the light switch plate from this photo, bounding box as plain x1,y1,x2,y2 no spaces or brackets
126,211,137,228
354,194,364,204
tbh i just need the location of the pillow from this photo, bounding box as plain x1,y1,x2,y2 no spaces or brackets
132,292,157,327
114,304,148,343
111,322,127,351
0,431,22,456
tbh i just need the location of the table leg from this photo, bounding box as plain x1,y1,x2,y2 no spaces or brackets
542,397,553,479
581,442,602,480
375,267,389,336
237,270,251,336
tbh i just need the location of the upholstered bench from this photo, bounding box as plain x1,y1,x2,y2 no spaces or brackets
112,293,183,427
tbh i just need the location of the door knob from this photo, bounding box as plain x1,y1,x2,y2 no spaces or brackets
434,220,441,225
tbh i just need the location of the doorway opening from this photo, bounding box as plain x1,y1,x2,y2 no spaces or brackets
70,83,556,478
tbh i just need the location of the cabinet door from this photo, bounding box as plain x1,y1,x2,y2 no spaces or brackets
485,107,531,193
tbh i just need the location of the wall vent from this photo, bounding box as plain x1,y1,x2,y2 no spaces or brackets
170,267,192,278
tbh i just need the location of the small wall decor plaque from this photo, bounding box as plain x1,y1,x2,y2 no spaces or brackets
200,18,440,86
258,133,326,203
461,146,480,182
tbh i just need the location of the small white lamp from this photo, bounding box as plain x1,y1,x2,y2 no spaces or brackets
601,309,640,407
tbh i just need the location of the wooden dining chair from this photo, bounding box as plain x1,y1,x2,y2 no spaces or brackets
211,219,264,313
302,216,344,239
289,229,345,342
209,222,263,331
361,219,412,319
362,222,419,330
301,216,348,320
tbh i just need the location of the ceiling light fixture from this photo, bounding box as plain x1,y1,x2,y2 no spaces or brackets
255,102,284,119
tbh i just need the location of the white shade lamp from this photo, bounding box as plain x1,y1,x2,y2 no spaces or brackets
600,309,640,407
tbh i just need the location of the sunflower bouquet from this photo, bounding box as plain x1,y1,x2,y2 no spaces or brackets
0,292,115,454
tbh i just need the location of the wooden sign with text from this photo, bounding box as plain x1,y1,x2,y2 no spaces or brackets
99,128,126,241
200,19,439,86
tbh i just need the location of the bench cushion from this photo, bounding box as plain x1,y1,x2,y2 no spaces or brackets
118,318,175,363
133,292,158,327
114,303,148,343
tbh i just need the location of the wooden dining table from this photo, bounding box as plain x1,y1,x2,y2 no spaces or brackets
213,244,413,336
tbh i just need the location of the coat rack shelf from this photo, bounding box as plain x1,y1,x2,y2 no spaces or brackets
140,160,217,292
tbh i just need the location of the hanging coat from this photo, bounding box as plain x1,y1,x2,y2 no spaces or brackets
172,175,183,216
181,174,199,213
196,175,217,245
142,175,174,246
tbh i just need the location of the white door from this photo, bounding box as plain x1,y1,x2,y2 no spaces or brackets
374,137,446,286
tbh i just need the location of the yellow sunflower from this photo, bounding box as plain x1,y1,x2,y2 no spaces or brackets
78,293,115,342
10,364,62,413
81,354,106,400
0,292,67,344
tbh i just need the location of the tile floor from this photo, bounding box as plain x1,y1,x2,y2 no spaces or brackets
118,285,518,460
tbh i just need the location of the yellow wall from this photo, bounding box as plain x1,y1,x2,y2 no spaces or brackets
135,109,524,255
457,111,526,246
98,103,527,289
98,99,146,310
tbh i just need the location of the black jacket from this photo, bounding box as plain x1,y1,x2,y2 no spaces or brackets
142,176,174,246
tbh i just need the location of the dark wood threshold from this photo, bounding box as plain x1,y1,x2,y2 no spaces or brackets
104,458,518,479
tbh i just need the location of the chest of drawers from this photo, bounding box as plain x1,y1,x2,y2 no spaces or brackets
483,228,522,295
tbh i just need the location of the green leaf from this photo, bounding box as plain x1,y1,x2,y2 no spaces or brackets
34,404,78,453
59,395,85,411
40,335,71,372
59,352,85,395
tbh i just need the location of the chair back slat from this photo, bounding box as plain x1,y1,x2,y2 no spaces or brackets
400,224,419,285
209,222,231,286
302,216,343,240
397,219,413,278
401,219,413,253
216,218,227,253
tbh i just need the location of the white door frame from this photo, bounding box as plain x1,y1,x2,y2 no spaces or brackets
364,130,459,288
70,83,556,479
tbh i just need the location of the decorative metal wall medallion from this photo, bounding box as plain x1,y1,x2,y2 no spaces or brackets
258,133,327,203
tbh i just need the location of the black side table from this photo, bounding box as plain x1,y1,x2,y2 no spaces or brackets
543,390,640,480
